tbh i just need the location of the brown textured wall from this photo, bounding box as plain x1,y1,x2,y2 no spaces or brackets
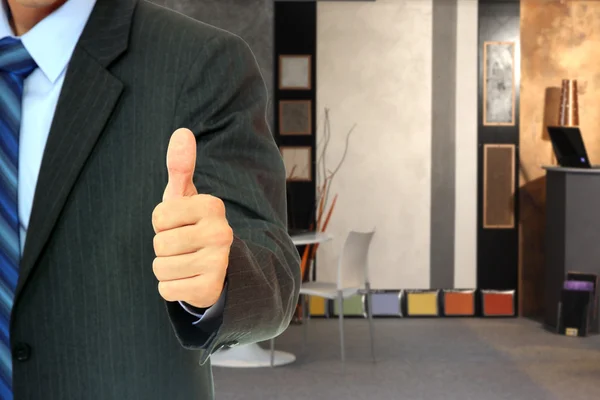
520,0,600,316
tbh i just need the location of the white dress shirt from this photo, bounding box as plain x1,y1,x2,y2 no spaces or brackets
0,0,223,322
0,0,96,254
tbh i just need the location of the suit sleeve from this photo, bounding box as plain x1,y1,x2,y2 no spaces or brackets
165,32,301,364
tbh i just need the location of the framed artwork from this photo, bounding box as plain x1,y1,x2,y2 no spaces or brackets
279,55,311,90
279,100,312,135
483,144,515,229
483,41,515,126
280,146,312,182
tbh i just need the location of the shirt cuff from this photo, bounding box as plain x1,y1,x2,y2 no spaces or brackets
178,283,227,326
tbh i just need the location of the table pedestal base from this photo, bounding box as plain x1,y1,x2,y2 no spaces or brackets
210,343,296,368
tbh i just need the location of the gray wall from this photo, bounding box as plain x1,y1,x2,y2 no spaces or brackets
151,0,274,121
430,0,457,288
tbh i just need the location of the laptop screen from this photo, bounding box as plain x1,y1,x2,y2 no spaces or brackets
547,126,591,168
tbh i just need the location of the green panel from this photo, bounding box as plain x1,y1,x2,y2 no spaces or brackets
334,295,365,316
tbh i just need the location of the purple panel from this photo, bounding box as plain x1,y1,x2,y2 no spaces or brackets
564,280,594,291
371,293,401,316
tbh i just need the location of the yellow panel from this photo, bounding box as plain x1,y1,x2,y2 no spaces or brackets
407,292,439,316
309,296,326,316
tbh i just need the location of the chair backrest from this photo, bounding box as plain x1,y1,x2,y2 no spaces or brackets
336,230,375,290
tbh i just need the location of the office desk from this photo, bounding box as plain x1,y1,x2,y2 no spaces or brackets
543,166,600,332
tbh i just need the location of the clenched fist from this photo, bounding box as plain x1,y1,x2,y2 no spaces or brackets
151,128,232,309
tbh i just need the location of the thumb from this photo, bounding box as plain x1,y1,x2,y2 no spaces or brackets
163,128,198,201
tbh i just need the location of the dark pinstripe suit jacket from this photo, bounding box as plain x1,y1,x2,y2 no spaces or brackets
10,0,300,398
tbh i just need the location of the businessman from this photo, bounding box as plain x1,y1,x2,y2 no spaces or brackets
0,0,301,399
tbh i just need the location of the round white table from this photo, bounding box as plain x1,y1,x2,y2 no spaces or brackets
210,232,332,368
290,231,332,246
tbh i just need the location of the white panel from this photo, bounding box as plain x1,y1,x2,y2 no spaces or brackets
316,0,433,289
454,0,478,288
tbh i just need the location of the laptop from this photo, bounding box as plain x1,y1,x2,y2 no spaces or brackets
547,126,592,168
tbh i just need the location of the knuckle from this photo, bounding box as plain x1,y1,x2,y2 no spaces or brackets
152,258,163,280
205,195,226,216
153,234,165,256
157,282,175,301
152,204,167,231
215,223,234,246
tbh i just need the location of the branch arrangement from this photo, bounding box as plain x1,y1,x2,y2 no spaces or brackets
300,108,357,281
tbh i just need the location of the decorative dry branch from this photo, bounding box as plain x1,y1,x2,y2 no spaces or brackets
300,108,356,280
297,110,356,320
316,108,356,218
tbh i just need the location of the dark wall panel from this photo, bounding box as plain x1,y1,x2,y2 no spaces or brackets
274,1,317,234
477,0,520,309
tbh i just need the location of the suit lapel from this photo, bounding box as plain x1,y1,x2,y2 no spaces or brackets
15,0,137,300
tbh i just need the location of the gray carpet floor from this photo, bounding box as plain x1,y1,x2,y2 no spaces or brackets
212,318,600,400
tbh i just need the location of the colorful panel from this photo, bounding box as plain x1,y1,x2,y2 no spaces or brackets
406,290,439,316
334,295,365,317
370,291,403,317
443,289,475,316
309,295,327,317
482,290,515,316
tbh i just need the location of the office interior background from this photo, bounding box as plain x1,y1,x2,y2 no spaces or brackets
153,0,600,399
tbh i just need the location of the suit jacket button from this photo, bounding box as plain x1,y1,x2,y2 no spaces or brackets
13,343,31,362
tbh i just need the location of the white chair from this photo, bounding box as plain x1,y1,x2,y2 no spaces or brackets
299,230,376,364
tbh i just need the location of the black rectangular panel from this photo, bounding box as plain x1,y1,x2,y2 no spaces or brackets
274,1,317,233
477,0,520,303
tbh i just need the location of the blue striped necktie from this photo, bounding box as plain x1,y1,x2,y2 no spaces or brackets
0,37,37,400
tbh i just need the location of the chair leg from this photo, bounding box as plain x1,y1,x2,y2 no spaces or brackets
366,289,376,363
270,337,275,367
302,294,309,353
338,291,345,366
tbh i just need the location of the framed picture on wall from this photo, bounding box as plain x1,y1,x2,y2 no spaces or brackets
279,55,311,90
483,41,516,126
482,143,515,229
280,146,312,182
279,100,312,135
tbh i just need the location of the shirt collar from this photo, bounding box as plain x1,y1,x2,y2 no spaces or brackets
0,0,97,83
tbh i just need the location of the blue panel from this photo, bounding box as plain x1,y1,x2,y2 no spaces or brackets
371,292,402,316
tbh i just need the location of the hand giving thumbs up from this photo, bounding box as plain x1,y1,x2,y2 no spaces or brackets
151,128,231,308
